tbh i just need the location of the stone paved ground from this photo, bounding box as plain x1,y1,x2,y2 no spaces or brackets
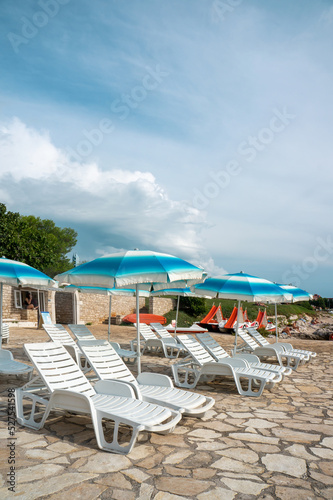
0,324,332,500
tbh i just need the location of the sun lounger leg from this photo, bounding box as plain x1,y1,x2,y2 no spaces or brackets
15,389,51,430
172,363,201,389
233,375,269,397
94,410,144,454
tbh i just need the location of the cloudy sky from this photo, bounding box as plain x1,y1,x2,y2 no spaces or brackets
1,0,332,296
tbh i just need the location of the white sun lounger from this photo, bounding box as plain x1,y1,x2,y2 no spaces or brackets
196,332,292,378
78,340,214,418
131,323,183,359
246,326,316,360
150,323,187,356
172,335,279,397
236,330,307,371
43,324,90,372
68,324,138,365
15,342,182,454
1,323,10,344
0,349,33,379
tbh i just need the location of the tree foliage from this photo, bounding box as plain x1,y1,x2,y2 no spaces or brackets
0,203,77,277
179,296,206,317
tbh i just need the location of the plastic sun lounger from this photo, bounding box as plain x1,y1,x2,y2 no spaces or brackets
78,340,215,418
165,325,208,334
1,323,10,344
43,324,90,372
150,323,188,356
0,349,33,379
15,342,182,455
196,332,292,378
246,326,316,360
172,335,279,397
68,324,138,365
236,330,307,371
131,323,183,359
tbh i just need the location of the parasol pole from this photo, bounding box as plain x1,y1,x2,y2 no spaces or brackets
275,303,278,343
233,299,241,355
136,283,141,374
0,283,3,343
108,295,112,342
174,295,180,335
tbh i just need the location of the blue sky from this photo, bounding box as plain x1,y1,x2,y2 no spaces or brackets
1,0,332,296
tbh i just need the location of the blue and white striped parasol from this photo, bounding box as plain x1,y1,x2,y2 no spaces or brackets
276,284,313,303
193,273,293,303
56,250,206,372
192,273,293,353
0,257,56,340
55,250,204,289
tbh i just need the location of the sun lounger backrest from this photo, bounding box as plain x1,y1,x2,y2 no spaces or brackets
176,335,215,366
68,324,96,341
246,328,270,346
1,323,10,343
237,330,260,350
135,323,159,341
24,342,95,397
43,324,77,348
196,333,229,360
150,323,174,340
78,340,137,384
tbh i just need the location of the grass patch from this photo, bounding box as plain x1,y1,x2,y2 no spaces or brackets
162,297,316,327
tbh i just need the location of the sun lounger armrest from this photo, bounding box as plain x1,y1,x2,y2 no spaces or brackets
234,353,261,364
94,379,137,398
0,350,14,361
137,372,174,388
110,341,121,349
278,342,300,352
49,389,94,414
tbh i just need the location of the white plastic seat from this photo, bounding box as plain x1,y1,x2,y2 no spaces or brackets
172,335,280,397
1,323,10,344
15,342,182,455
0,349,33,378
246,327,316,360
43,324,90,372
68,324,138,365
78,339,214,418
150,323,187,356
236,330,306,371
131,323,183,359
196,332,292,378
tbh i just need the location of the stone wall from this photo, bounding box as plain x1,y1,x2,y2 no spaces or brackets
78,293,147,325
149,297,175,316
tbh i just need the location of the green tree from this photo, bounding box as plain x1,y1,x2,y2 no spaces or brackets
0,203,77,277
179,296,206,317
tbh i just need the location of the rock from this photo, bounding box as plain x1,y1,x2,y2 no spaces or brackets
299,323,333,340
261,454,307,477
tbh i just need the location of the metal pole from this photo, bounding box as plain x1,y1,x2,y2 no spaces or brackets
275,303,278,343
233,299,241,355
108,295,112,343
0,283,3,344
36,289,40,329
136,284,141,375
174,295,180,336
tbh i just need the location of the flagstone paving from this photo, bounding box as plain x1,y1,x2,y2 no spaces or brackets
0,325,332,499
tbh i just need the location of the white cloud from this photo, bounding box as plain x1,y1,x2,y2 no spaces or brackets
0,117,210,265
